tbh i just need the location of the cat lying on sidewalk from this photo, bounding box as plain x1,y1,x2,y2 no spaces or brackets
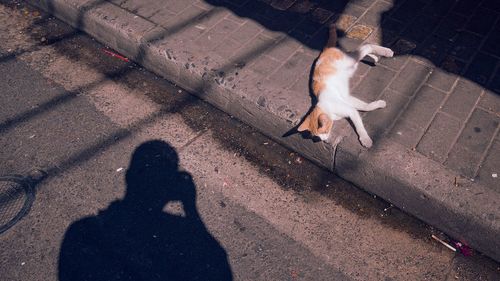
298,24,394,148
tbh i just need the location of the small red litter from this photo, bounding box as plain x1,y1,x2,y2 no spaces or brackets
454,241,473,256
102,48,129,62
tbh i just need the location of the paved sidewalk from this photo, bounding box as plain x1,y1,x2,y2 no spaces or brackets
24,0,500,261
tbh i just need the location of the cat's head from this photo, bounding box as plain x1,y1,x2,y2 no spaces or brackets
297,106,333,141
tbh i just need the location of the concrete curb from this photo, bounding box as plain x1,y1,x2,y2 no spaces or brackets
28,0,500,261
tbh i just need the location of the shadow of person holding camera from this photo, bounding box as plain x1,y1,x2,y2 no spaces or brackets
58,140,232,281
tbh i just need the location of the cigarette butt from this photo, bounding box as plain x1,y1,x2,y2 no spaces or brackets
432,235,456,252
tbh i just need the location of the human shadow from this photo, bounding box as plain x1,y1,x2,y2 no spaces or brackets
58,140,233,281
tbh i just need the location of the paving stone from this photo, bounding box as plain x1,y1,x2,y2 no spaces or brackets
288,0,315,14
449,31,484,61
402,85,447,125
195,18,240,51
389,85,446,147
306,26,329,50
415,35,453,66
224,0,250,8
490,70,500,94
452,0,482,16
224,12,246,24
478,90,500,114
213,38,243,58
249,54,281,76
152,4,206,29
342,3,365,18
193,0,214,10
309,7,334,24
256,9,302,33
193,7,229,31
365,88,410,138
401,14,442,44
372,18,405,46
290,18,324,41
229,21,263,44
440,55,467,75
265,36,301,61
389,60,432,95
350,0,373,8
422,0,455,17
353,65,396,101
388,118,425,148
445,143,482,178
379,54,409,71
482,0,500,12
380,17,406,35
346,24,373,40
417,113,462,163
391,38,417,56
441,79,482,121
230,33,276,66
270,0,297,10
454,108,499,154
477,139,500,191
358,1,392,27
481,28,500,57
338,36,363,52
390,0,427,22
289,68,311,94
269,50,314,88
433,13,466,42
335,14,357,32
148,7,176,25
446,109,500,178
121,0,166,18
426,69,457,93
465,7,498,36
465,53,498,86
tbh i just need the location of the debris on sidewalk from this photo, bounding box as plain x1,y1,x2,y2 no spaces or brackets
383,204,394,213
431,235,473,256
454,241,473,257
101,48,129,62
432,234,456,252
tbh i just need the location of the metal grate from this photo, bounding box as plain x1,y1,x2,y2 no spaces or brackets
0,176,35,234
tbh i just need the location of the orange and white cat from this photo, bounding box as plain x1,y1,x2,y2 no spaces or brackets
298,25,394,148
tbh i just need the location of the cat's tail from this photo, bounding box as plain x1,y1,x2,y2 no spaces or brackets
325,24,337,49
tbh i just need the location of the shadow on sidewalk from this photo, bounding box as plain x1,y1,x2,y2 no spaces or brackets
58,140,233,281
206,0,500,96
381,0,500,93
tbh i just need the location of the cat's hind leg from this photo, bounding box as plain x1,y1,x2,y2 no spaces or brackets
354,44,394,63
347,96,386,112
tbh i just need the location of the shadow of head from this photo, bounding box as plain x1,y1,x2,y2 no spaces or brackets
124,140,195,212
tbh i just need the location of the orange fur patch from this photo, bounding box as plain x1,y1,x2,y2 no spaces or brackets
312,47,343,96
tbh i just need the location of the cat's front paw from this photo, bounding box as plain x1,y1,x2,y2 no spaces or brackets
375,100,387,109
381,47,394,58
360,136,373,148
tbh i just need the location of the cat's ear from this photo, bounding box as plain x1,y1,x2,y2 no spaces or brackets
318,113,329,129
297,114,311,132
